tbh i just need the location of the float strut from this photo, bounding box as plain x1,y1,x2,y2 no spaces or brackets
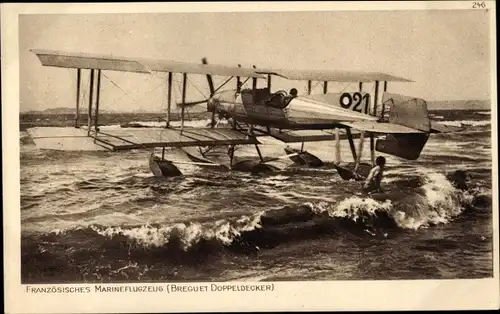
355,131,365,172
335,128,341,164
346,128,357,161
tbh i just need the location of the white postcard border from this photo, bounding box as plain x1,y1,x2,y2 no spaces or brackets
2,1,498,313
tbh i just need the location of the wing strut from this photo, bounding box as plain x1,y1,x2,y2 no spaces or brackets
181,73,187,134
93,69,102,142
380,81,388,120
252,65,258,100
166,72,173,128
75,68,81,128
87,69,95,137
373,81,380,116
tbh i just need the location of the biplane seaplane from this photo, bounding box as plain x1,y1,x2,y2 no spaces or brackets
28,49,458,179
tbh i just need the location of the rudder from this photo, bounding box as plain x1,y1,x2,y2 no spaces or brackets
376,92,431,160
381,92,431,132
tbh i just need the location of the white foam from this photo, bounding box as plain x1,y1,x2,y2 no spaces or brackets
429,114,444,119
476,111,491,115
438,120,490,127
392,171,474,229
306,198,393,222
303,170,476,231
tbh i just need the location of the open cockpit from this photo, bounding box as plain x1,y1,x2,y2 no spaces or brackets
239,88,297,109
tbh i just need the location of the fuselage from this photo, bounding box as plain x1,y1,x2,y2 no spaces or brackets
207,88,376,129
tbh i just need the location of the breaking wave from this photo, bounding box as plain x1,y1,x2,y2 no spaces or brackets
90,211,264,250
298,172,480,231
40,172,486,256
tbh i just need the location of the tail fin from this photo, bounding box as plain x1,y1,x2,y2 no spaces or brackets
375,93,431,160
381,92,431,132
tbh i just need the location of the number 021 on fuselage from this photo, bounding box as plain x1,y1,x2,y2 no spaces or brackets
210,89,373,129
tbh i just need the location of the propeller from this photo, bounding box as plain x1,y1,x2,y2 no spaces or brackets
202,57,217,128
202,57,215,96
175,57,214,109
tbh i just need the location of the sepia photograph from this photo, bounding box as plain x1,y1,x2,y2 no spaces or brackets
3,1,499,312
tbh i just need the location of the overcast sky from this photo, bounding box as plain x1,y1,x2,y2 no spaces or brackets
19,10,492,112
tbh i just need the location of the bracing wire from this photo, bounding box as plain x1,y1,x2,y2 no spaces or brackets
339,82,353,93
101,73,166,111
240,77,251,89
101,73,140,107
213,76,234,94
187,76,208,99
312,81,322,91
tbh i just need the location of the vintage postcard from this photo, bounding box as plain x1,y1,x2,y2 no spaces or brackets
2,1,499,313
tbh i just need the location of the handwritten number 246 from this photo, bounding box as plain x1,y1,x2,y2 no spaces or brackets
472,2,486,8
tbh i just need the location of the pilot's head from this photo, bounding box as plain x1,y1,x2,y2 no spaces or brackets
289,88,298,97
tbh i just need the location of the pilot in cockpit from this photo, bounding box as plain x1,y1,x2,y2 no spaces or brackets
284,88,298,101
266,88,298,108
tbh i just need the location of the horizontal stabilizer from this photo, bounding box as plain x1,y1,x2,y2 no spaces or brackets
429,121,466,133
342,121,424,134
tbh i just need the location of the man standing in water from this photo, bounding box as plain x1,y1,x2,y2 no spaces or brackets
363,156,386,194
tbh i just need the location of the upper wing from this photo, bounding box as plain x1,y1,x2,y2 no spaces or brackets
31,49,265,78
142,60,264,78
31,49,150,73
256,68,413,82
32,49,413,82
